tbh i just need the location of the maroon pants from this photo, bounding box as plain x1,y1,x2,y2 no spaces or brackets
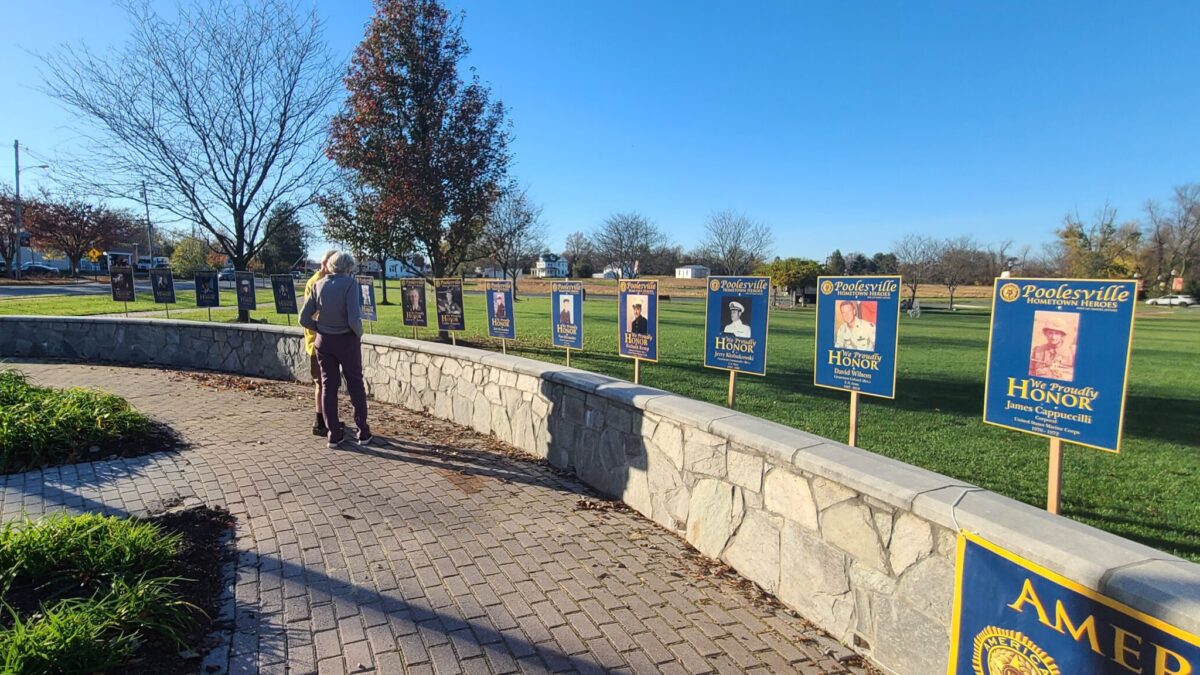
313,331,369,441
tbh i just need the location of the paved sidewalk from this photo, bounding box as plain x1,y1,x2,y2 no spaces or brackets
0,362,869,675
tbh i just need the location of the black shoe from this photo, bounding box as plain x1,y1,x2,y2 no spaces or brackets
312,424,328,437
357,434,374,446
327,434,345,449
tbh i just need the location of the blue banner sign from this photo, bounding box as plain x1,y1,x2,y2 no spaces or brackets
434,278,465,332
486,279,515,339
194,271,220,308
984,278,1136,453
402,279,428,327
814,276,901,398
149,269,175,304
270,275,297,314
109,267,135,303
949,531,1198,675
356,276,377,322
704,276,770,375
552,281,584,350
234,272,257,311
618,279,658,361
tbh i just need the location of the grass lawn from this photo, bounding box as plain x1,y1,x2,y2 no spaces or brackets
3,291,1198,560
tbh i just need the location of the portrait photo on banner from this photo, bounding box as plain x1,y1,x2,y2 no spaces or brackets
558,295,574,325
626,294,649,334
492,290,508,320
1029,310,1079,381
721,297,753,338
834,300,877,352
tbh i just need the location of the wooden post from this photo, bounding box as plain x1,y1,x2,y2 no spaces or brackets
848,391,860,447
164,305,170,319
285,314,291,326
123,301,128,318
565,347,571,367
727,370,738,408
451,332,457,346
207,308,212,322
502,339,507,355
412,326,417,340
634,358,641,384
1047,437,1063,515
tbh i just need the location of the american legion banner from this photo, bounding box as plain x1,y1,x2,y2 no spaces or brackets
814,276,901,398
704,276,770,375
984,278,1136,452
618,279,658,361
235,271,257,311
194,271,220,308
551,281,584,350
434,278,465,332
356,276,378,322
486,279,515,339
402,279,428,327
270,275,297,314
949,531,1197,675
149,269,176,304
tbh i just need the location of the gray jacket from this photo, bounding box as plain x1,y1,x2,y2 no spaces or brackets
299,274,363,337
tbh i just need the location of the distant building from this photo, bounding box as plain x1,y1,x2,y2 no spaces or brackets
675,264,710,279
532,253,568,278
475,266,507,279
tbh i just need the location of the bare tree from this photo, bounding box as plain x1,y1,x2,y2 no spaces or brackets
692,211,773,275
935,236,989,311
474,187,547,297
591,212,668,278
562,231,593,278
40,0,338,320
893,234,939,304
1145,184,1200,286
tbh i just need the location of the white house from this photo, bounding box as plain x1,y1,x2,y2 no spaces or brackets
675,264,710,279
532,253,568,278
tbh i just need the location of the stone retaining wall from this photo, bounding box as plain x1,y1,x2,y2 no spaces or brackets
2,316,1197,674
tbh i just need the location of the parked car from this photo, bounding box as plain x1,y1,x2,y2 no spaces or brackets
218,269,236,282
1145,294,1195,307
20,263,60,277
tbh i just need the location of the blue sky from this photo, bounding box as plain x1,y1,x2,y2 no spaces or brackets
3,1,1199,260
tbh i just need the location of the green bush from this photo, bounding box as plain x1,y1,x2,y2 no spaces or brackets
0,514,195,674
0,513,180,594
0,370,152,472
0,577,196,673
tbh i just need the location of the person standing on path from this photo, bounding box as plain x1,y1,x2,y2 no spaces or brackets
299,252,372,448
304,251,337,436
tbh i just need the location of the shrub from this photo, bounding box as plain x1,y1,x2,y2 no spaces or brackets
0,370,152,472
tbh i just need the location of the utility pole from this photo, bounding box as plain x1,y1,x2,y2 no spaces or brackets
142,181,154,262
13,140,22,281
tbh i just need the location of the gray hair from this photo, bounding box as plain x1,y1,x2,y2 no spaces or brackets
327,251,356,274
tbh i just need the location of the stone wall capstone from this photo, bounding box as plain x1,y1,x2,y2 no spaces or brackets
2,315,1197,675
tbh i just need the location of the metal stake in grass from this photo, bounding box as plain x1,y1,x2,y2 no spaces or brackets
727,370,737,408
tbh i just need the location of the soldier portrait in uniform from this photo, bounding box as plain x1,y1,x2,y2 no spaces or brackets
722,298,752,338
492,291,508,320
627,295,648,334
438,287,461,317
405,286,422,314
559,296,574,325
834,300,876,351
1029,311,1078,381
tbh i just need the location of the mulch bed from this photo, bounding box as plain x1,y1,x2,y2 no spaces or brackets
118,504,236,675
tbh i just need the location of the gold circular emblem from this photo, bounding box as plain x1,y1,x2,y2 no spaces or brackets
820,280,834,295
972,627,1059,675
709,279,721,292
999,283,1020,302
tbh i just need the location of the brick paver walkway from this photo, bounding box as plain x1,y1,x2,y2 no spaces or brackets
0,362,868,675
